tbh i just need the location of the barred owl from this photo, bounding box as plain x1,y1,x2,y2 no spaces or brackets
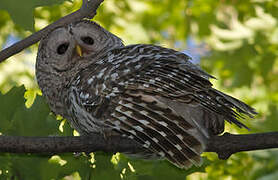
36,20,256,168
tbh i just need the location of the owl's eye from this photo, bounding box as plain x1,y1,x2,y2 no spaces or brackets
81,36,94,45
57,43,69,55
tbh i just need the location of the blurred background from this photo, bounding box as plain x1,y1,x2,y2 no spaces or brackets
0,0,278,179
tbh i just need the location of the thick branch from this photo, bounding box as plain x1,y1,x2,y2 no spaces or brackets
206,132,278,159
0,132,278,160
0,0,104,63
0,134,144,155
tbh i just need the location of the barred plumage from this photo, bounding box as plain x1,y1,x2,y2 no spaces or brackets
36,20,256,168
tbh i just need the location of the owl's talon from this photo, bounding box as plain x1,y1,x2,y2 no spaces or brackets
73,152,82,157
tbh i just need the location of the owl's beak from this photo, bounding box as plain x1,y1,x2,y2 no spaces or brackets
75,45,83,57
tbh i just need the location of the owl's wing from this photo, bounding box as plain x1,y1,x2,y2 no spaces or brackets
101,44,256,129
72,44,256,168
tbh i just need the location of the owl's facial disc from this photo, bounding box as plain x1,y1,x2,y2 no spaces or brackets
42,27,97,73
73,35,95,57
38,20,124,75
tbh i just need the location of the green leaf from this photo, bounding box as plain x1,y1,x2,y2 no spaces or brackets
5,95,59,136
0,86,61,136
56,153,93,179
262,105,278,132
92,153,122,180
24,89,39,108
0,86,25,133
0,0,67,31
113,154,210,180
10,154,53,180
0,153,14,179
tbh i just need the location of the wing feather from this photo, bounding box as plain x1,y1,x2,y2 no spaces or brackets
70,44,256,168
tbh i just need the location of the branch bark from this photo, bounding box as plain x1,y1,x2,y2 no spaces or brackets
0,0,104,63
0,132,278,160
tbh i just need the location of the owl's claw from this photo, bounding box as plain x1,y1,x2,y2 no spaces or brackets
73,152,82,157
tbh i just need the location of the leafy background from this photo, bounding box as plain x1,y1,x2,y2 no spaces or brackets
0,0,277,179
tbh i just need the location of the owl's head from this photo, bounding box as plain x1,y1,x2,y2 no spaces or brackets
36,20,123,73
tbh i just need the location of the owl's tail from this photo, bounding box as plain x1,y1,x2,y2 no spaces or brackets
154,91,256,167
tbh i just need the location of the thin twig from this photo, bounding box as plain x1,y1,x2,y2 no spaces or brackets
0,132,278,160
0,0,104,63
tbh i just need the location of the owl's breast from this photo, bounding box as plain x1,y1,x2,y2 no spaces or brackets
63,68,121,133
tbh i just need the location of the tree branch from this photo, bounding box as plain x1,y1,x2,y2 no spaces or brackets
0,0,104,63
206,132,278,159
0,132,278,160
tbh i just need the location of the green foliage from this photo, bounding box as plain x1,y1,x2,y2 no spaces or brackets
112,153,210,180
0,86,25,133
0,0,68,31
0,86,59,136
0,0,278,179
